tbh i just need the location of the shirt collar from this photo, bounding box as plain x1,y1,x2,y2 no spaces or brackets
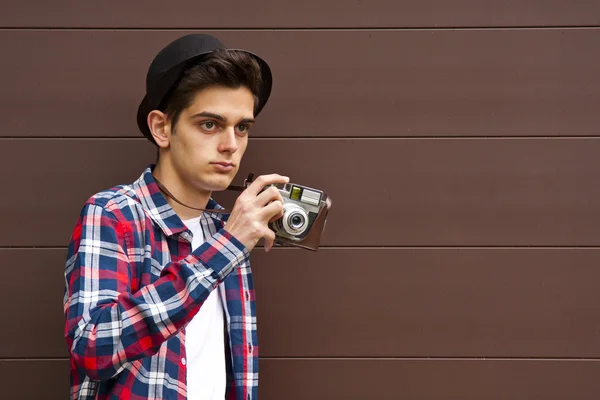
132,164,227,238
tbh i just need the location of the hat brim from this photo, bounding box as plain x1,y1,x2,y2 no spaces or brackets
137,49,272,144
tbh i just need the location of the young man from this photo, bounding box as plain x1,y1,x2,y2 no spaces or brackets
63,33,287,400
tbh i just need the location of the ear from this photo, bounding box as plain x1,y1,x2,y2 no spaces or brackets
147,110,171,149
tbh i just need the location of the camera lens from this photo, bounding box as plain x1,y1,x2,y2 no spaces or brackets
278,204,309,236
290,213,305,229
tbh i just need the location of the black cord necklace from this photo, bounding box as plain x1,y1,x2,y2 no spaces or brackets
153,176,245,214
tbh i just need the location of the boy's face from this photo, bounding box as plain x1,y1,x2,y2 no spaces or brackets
157,85,255,194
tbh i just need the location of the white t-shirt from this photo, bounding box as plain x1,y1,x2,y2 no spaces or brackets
182,216,226,400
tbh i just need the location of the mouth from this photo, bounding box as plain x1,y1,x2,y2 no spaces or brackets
211,161,234,167
210,161,235,172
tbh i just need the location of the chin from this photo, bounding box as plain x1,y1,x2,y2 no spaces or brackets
199,174,235,192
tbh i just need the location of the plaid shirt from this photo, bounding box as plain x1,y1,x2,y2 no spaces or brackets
63,165,258,399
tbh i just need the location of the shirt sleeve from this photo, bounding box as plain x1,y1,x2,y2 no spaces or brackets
63,202,248,381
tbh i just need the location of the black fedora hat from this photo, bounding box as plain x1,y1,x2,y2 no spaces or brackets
136,33,273,144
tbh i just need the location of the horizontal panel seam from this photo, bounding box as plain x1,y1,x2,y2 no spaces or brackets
6,246,600,250
262,357,600,361
3,357,600,362
2,26,600,32
4,136,600,141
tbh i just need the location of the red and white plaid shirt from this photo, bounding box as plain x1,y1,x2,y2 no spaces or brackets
63,165,259,399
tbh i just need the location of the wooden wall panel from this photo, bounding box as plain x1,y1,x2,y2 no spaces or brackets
4,248,600,358
3,359,600,400
0,360,69,399
259,359,600,400
2,138,600,247
0,249,67,358
1,1,599,28
2,29,600,139
253,249,600,357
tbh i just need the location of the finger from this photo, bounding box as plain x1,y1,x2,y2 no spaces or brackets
264,230,276,252
269,208,284,223
261,200,284,221
255,186,284,206
244,174,289,197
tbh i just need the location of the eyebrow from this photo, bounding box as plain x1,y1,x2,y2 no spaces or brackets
191,111,255,125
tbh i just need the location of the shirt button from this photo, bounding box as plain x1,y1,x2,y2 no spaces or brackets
181,358,187,366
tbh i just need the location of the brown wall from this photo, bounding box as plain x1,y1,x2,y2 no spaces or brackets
2,2,600,399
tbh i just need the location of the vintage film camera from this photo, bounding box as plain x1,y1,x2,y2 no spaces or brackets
242,173,332,251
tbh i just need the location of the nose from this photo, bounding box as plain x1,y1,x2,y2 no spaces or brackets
217,127,239,154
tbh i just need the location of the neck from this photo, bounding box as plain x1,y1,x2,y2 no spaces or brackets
152,162,212,221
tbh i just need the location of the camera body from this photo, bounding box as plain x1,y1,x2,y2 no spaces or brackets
269,182,325,240
243,174,332,251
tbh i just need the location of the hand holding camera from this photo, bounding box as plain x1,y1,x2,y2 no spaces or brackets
224,174,290,252
226,172,332,252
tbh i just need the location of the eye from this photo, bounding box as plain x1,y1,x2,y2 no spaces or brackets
236,124,251,134
200,121,218,132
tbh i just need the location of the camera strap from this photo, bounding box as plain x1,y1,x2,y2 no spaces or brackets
153,176,245,214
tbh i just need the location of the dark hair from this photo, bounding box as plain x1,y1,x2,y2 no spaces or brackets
161,49,263,130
